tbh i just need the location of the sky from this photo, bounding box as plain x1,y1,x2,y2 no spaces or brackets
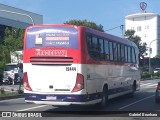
0,0,160,37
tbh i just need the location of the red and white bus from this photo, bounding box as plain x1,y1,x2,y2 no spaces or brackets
23,24,140,108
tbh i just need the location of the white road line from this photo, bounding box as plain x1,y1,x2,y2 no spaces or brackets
119,94,155,110
140,83,157,88
140,83,157,86
17,105,48,111
140,83,156,85
141,84,157,87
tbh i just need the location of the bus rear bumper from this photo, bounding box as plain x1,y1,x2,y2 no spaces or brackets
25,99,101,106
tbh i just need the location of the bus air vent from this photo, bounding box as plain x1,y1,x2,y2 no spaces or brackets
30,57,73,65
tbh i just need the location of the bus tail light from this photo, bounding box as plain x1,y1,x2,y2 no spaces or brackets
23,72,32,91
72,73,84,92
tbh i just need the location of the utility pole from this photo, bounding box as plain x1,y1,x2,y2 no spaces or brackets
149,39,156,75
120,25,124,37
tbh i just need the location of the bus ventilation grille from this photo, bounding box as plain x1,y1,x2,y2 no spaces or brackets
30,57,73,65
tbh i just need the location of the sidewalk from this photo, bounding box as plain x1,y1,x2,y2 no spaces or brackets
0,94,24,101
0,84,24,100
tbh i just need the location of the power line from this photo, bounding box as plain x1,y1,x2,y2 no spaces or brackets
105,25,125,37
105,25,121,31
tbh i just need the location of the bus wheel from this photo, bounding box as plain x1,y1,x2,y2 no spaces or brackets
128,82,136,98
97,86,108,109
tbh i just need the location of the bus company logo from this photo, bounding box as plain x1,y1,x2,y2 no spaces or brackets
36,49,67,56
140,2,147,11
2,112,12,117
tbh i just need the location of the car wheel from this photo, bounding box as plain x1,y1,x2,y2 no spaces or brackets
155,93,160,104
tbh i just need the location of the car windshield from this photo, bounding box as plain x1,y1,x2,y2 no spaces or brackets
4,65,17,71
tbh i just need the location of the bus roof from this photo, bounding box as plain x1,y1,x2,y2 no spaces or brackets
25,24,138,49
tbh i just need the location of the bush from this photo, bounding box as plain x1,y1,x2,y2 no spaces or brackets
17,90,24,94
0,87,5,94
153,72,160,77
141,72,152,79
141,71,160,79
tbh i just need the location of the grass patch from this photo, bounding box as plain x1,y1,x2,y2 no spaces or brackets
0,93,21,97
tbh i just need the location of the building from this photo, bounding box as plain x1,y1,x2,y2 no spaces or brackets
0,3,43,28
125,12,160,58
0,3,43,63
0,3,43,43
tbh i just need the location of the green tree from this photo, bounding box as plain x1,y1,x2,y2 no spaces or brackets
3,27,24,52
64,19,104,32
124,29,147,56
0,27,24,75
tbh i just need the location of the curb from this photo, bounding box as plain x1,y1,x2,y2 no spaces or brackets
0,94,24,101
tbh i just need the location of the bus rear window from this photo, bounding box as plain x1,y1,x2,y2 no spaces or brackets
26,26,78,49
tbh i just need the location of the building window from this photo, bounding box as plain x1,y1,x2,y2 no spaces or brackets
145,26,149,29
137,26,141,32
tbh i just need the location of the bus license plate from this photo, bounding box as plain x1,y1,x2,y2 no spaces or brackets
46,96,57,100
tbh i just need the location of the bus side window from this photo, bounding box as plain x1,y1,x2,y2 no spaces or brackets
109,41,113,61
104,40,109,61
132,47,136,63
117,43,121,62
91,37,99,59
121,44,125,62
128,46,131,63
86,35,95,58
113,42,118,61
86,35,92,50
99,39,105,60
125,46,128,62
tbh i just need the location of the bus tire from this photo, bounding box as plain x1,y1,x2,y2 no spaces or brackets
97,86,108,109
128,81,136,98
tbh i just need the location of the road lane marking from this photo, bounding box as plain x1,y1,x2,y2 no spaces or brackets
17,105,48,111
119,94,155,110
140,83,157,87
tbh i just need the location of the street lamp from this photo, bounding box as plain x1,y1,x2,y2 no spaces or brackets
0,9,34,25
149,39,156,74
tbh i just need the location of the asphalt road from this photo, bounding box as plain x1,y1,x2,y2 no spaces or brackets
0,79,160,120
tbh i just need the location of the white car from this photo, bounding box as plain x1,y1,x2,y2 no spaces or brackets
3,63,18,85
154,68,160,73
